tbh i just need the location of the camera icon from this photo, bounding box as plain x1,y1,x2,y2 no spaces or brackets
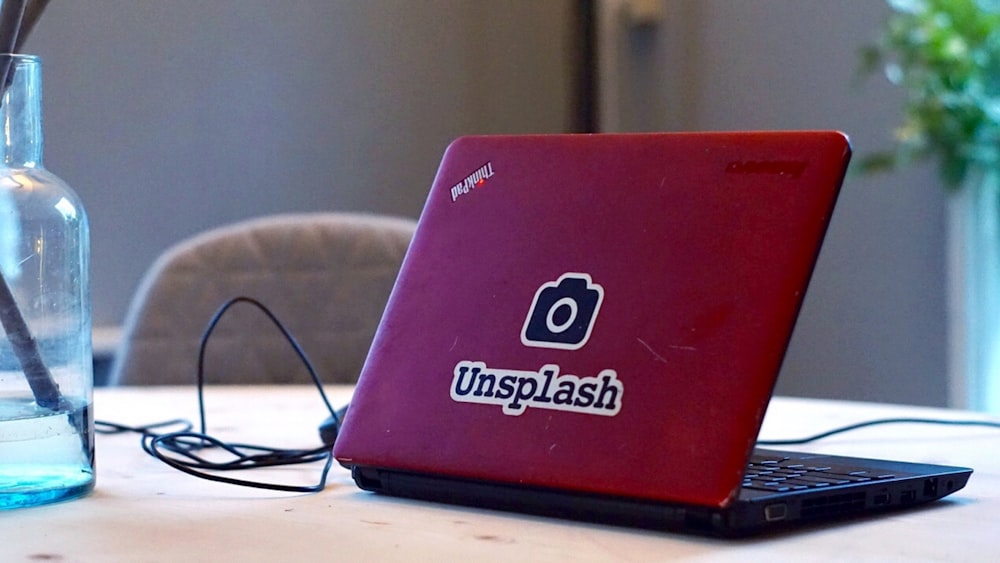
521,273,604,350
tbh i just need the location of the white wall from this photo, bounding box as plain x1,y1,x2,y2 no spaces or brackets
606,0,949,406
23,1,575,327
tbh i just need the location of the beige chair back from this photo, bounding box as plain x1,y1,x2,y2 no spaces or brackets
108,212,416,385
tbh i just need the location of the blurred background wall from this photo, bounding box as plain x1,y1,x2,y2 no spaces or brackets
22,1,949,406
600,1,949,407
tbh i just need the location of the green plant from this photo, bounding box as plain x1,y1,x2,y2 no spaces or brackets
859,0,1000,189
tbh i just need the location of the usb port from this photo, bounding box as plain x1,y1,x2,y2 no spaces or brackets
764,503,788,522
873,492,890,506
923,478,939,498
900,490,917,504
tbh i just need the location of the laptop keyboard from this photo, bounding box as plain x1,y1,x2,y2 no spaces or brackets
743,453,898,493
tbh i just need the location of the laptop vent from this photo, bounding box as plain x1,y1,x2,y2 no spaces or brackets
800,492,866,519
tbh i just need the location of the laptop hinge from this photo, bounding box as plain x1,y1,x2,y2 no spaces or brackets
352,466,387,493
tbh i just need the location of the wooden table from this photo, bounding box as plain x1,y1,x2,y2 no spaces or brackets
1,386,997,561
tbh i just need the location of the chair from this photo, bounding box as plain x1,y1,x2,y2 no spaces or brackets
107,212,417,385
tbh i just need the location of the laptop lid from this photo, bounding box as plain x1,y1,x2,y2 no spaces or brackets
334,131,851,509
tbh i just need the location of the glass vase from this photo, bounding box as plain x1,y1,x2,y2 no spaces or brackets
0,54,93,508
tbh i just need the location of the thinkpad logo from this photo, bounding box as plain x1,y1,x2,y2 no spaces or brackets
449,273,623,417
450,161,494,202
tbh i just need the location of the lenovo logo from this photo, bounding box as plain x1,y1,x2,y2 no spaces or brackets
725,160,807,178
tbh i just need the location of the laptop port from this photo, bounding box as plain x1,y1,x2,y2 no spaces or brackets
764,503,788,522
923,478,939,498
872,492,890,506
900,490,917,504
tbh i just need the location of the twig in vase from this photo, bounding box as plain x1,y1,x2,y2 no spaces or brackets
0,0,63,410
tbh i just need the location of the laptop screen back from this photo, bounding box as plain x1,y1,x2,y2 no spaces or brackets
334,132,852,508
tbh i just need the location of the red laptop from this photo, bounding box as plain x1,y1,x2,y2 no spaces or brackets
333,132,971,535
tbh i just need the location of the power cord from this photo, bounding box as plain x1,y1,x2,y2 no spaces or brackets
96,296,345,493
757,417,1000,446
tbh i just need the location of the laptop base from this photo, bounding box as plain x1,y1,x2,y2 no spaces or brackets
349,448,971,537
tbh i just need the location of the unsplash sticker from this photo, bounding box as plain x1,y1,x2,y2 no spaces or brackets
449,273,623,417
521,273,604,350
450,361,622,416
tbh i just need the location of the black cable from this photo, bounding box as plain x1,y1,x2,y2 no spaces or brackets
95,296,344,493
758,417,1000,446
142,432,335,492
192,297,340,435
95,418,192,436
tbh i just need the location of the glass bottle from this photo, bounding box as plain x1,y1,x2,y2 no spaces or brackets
0,54,93,508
